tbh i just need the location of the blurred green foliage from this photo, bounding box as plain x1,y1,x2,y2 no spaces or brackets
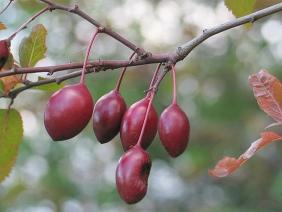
1,0,282,211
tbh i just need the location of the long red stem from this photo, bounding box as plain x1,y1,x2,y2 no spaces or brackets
115,51,136,91
8,6,49,41
136,64,161,147
146,63,162,98
80,29,99,84
136,93,155,148
171,65,177,104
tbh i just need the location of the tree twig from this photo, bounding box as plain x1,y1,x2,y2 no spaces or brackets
1,69,92,99
0,55,170,78
8,6,50,41
38,0,146,56
175,3,282,61
1,2,282,98
0,0,14,16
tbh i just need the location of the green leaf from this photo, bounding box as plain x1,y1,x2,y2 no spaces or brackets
225,0,256,17
225,0,256,27
2,54,14,70
33,77,65,92
0,81,4,95
0,109,23,182
19,24,47,68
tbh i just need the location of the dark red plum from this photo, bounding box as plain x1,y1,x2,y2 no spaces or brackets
0,40,10,69
93,90,126,143
120,97,158,151
44,83,94,141
116,145,151,204
158,103,190,157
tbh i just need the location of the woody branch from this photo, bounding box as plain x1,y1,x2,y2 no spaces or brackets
1,1,282,98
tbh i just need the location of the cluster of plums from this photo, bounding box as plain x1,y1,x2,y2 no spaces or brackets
1,36,190,204
44,68,190,203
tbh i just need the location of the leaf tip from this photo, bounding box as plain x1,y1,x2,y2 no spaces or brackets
208,168,229,178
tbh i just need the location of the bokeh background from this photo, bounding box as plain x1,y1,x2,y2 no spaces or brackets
1,0,282,211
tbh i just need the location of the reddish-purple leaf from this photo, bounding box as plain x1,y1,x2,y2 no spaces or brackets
249,69,282,122
209,131,282,177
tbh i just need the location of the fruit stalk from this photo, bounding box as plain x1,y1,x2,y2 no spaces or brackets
80,28,100,84
136,64,161,147
171,65,177,104
115,51,136,92
146,63,162,97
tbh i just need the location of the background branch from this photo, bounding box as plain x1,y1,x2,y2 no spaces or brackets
38,0,146,56
0,0,14,15
8,6,50,41
176,2,282,60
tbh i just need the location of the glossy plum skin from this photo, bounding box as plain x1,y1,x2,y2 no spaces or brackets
158,104,190,157
116,145,151,204
120,97,158,151
44,83,94,141
0,40,9,69
93,90,126,143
